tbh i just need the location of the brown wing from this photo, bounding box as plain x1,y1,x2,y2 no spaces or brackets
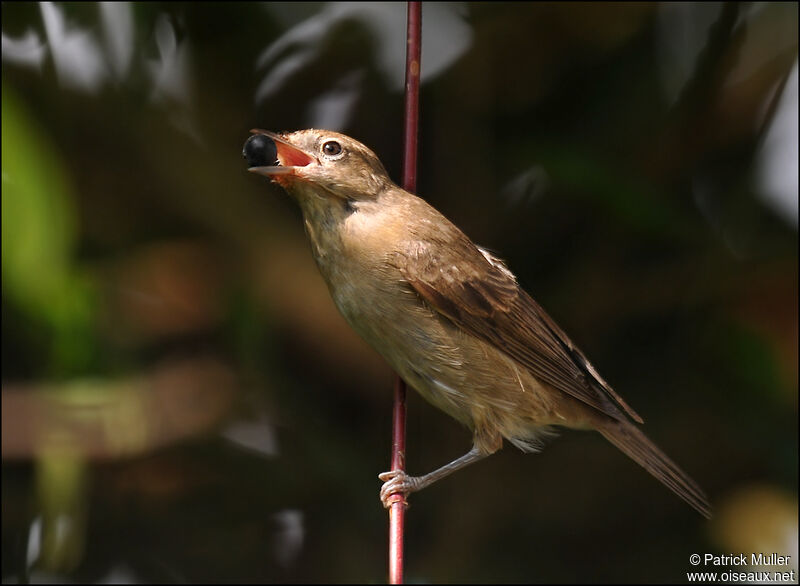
396,233,643,424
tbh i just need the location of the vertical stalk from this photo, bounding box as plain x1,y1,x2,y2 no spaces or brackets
388,2,421,584
402,2,422,194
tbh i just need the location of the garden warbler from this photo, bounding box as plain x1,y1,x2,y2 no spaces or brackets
243,129,711,518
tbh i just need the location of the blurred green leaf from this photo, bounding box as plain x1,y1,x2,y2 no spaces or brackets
2,83,94,374
2,84,76,313
36,444,87,572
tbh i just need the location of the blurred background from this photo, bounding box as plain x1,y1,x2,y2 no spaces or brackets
2,2,797,583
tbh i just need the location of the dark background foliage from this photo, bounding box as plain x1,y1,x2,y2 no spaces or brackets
2,2,797,583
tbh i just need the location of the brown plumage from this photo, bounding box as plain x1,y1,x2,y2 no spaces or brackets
245,129,711,518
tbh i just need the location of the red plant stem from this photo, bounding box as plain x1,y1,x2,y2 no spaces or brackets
388,376,407,585
402,2,422,194
389,2,421,584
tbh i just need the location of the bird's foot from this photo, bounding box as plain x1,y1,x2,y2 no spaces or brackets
378,470,421,509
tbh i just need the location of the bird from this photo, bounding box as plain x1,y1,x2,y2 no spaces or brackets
243,128,711,518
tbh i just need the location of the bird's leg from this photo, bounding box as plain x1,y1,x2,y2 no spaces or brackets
378,445,490,508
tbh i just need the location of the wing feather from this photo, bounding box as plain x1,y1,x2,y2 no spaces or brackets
396,235,643,424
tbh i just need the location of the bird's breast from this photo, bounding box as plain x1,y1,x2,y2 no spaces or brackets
300,198,569,440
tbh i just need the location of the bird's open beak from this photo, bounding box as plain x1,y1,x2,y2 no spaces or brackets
247,129,317,177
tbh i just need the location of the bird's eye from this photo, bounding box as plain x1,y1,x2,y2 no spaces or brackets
322,141,343,157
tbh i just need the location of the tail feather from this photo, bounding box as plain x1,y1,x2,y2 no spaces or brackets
597,420,712,519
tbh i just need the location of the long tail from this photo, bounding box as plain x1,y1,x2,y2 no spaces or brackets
597,420,712,518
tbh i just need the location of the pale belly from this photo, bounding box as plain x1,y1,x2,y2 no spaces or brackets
327,265,568,453
301,200,573,452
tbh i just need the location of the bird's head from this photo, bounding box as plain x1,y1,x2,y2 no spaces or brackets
244,129,393,202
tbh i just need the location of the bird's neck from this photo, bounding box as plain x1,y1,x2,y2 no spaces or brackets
289,183,353,275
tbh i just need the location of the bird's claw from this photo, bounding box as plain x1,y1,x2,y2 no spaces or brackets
378,470,418,509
